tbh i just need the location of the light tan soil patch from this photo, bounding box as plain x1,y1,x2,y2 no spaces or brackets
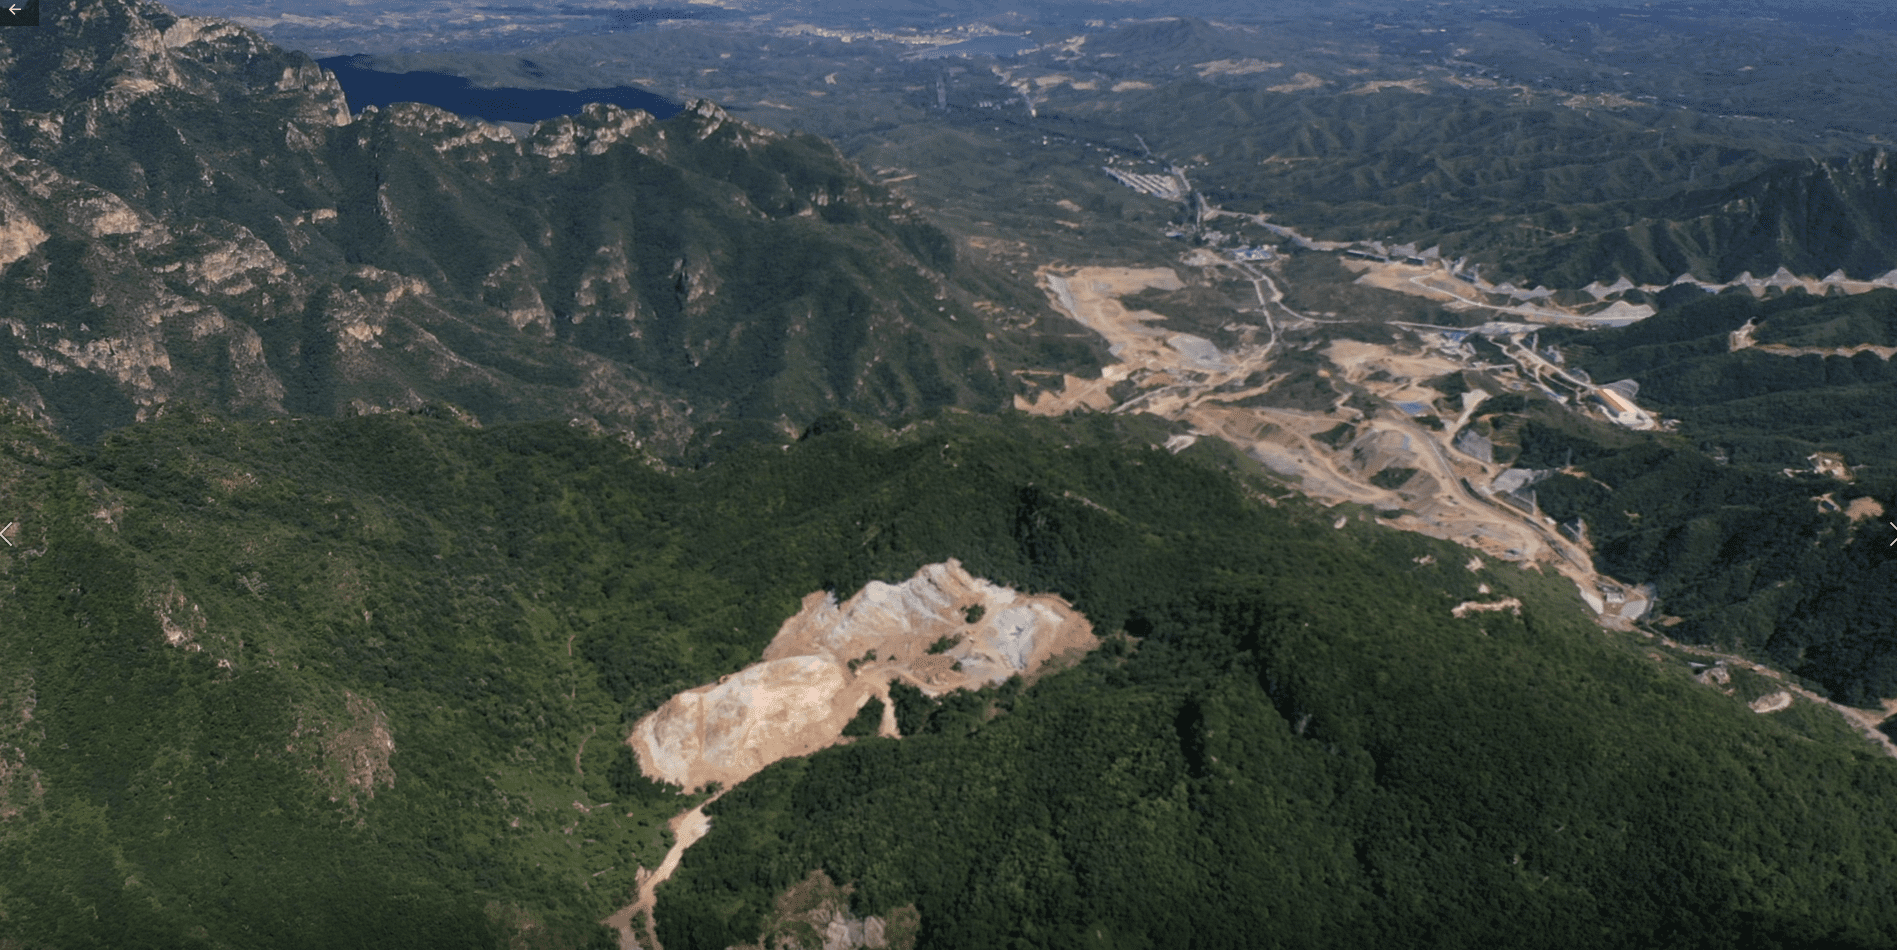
1323,339,1460,405
1452,597,1523,619
604,794,720,950
1561,92,1643,110
1660,635,1897,758
1347,259,1616,323
1348,79,1431,94
1750,691,1794,714
1267,72,1326,93
1811,452,1852,480
1346,259,1475,305
1196,58,1283,78
1014,372,1116,414
1022,263,1601,609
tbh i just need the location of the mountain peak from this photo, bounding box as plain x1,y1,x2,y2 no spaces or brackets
0,0,1011,447
1,0,347,129
682,97,734,139
528,102,656,158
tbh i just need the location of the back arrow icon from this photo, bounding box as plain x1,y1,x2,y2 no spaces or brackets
6,5,20,14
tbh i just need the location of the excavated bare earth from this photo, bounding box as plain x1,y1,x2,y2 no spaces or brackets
1018,266,1602,611
606,560,1097,949
1010,260,1897,773
631,559,1095,792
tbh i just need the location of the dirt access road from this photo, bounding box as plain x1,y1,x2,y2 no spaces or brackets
1654,635,1897,760
605,796,719,950
1015,260,1897,760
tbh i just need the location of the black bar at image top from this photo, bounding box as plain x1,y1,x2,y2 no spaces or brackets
0,0,40,26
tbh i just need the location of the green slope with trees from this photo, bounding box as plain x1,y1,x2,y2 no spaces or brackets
656,412,1897,950
1525,290,1897,704
1,405,1895,947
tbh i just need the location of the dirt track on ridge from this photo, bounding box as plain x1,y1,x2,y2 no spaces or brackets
605,797,719,950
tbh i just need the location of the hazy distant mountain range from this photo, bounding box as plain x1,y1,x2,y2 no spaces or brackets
0,0,1026,447
5,3,1897,950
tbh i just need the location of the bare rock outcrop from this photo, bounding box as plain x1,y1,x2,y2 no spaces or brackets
727,869,919,950
312,690,395,804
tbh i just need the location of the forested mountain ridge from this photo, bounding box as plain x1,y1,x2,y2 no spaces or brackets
984,15,1897,288
1512,150,1897,287
4,405,1895,947
0,0,1030,449
1096,81,1897,288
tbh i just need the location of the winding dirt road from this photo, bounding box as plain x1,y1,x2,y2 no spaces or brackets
605,794,722,950
1655,636,1897,759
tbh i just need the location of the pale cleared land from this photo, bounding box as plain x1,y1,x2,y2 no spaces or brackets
1658,635,1897,758
1267,72,1327,93
1195,58,1283,78
606,562,1097,949
604,799,718,950
1345,258,1654,326
1731,317,1897,360
1016,265,1632,625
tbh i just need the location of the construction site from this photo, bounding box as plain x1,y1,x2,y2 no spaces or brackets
1014,257,1660,629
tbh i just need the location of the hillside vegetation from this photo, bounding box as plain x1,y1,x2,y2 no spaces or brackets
657,417,1897,950
1520,291,1897,705
3,405,1894,947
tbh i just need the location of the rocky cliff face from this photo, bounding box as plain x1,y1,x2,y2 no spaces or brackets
0,0,1000,448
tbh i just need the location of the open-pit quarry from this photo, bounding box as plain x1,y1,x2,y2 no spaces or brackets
606,560,1096,950
1015,263,1646,628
